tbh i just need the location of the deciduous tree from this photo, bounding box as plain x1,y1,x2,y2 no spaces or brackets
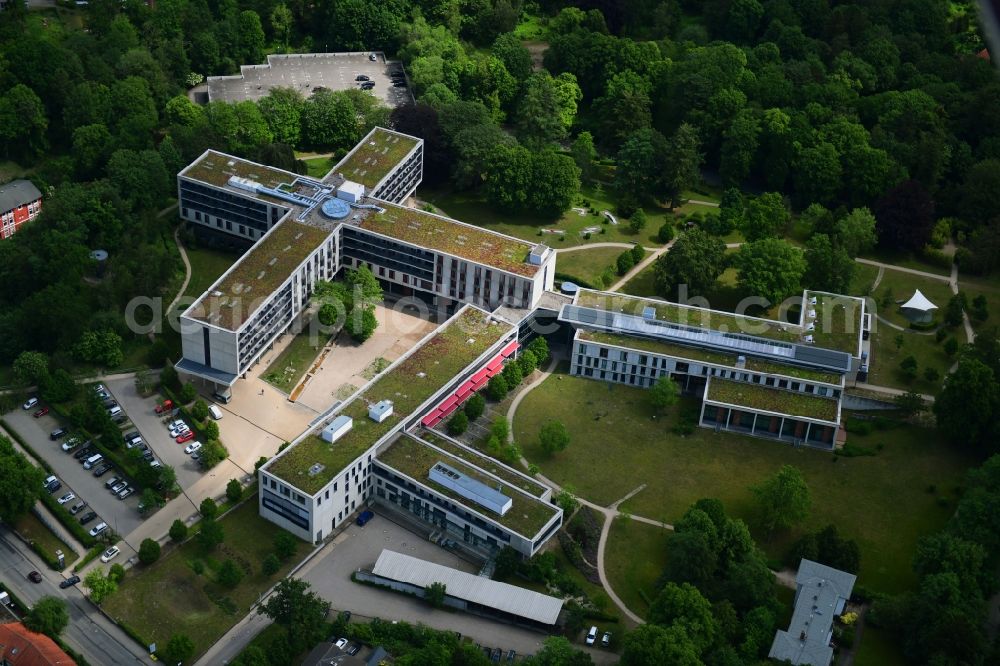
653,228,726,298
539,420,571,456
751,465,812,534
23,597,68,638
737,238,806,304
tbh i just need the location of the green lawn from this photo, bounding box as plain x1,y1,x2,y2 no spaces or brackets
261,317,329,393
513,371,974,593
855,626,907,666
556,247,648,288
604,518,670,619
621,262,659,298
866,324,953,394
14,511,76,568
182,245,241,301
421,185,665,248
872,269,953,330
102,498,309,659
957,275,1000,333
850,262,880,297
302,156,333,179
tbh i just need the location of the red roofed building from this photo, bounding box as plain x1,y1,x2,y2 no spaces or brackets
0,180,42,240
0,622,76,665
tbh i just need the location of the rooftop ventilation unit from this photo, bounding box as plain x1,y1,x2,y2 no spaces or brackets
642,306,656,320
321,415,353,443
368,400,393,423
337,181,366,203
429,461,512,515
308,463,326,476
736,355,746,369
528,245,550,265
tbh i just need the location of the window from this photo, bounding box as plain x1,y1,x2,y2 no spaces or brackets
791,382,801,391
676,362,689,373
778,379,789,389
765,377,776,387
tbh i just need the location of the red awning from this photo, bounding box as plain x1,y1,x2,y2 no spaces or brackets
472,367,491,384
439,403,458,419
501,341,520,358
439,395,459,412
421,413,438,427
456,380,475,398
486,356,504,372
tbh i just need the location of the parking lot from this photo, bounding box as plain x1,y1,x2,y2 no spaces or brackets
296,515,616,664
207,52,413,107
3,407,144,541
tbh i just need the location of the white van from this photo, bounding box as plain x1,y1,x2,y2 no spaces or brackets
83,454,103,470
208,405,223,421
108,405,123,418
586,627,598,646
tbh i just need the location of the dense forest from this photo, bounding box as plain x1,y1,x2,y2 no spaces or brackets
2,2,1000,661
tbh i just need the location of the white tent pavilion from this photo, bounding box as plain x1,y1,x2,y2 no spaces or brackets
901,289,938,323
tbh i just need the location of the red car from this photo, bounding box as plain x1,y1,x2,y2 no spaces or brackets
176,430,195,444
33,406,49,418
155,399,174,415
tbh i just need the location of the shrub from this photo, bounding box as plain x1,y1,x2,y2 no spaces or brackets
935,327,948,343
616,250,635,275
527,337,550,365
161,634,194,665
169,519,188,542
464,393,486,421
447,411,469,435
490,417,509,442
924,367,940,382
226,479,243,503
138,538,161,565
657,221,675,243
425,581,447,608
487,375,509,401
630,244,644,264
108,563,125,583
202,420,220,440
517,349,538,376
199,497,218,519
899,355,918,382
539,420,570,456
274,531,297,560
199,439,228,468
262,553,280,576
217,559,244,588
191,399,209,422
944,337,959,356
196,518,224,551
502,361,524,388
180,382,197,403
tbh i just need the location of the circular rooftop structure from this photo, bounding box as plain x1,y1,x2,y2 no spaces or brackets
560,281,579,295
321,197,351,220
90,249,109,262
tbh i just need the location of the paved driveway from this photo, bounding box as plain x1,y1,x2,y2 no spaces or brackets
3,409,144,541
296,516,616,664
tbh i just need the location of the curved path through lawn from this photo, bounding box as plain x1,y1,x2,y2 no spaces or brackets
505,357,672,626
167,224,192,316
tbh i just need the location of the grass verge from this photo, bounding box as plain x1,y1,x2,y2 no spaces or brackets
13,510,76,570
102,497,310,659
603,517,670,619
261,318,330,393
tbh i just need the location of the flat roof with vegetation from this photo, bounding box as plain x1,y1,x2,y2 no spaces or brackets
576,330,842,384
378,434,559,538
188,220,332,330
706,378,839,422
415,430,548,499
181,149,296,191
267,308,512,494
576,290,863,356
332,128,419,189
359,203,541,277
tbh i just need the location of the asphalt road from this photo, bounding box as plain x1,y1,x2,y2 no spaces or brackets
4,409,144,541
0,526,146,664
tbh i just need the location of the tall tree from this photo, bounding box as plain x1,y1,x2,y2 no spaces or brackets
616,128,669,204
934,358,1000,452
0,436,44,521
805,234,854,293
23,597,68,638
742,192,788,241
737,238,806,304
835,207,878,257
751,465,812,534
665,123,703,208
257,87,304,147
873,179,935,252
653,228,726,298
259,578,331,653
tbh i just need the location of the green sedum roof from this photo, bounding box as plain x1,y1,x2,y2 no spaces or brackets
267,307,512,494
333,128,419,189
706,378,839,422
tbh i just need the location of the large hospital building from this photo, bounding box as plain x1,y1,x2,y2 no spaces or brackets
175,127,868,550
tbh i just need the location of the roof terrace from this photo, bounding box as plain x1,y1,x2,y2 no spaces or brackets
359,203,541,277
266,307,513,494
378,434,559,537
186,220,332,330
330,128,419,189
706,378,839,422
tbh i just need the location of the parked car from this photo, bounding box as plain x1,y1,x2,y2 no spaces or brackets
88,522,108,537
100,546,120,563
45,480,61,494
392,81,407,88
506,650,516,663
176,430,195,444
355,74,370,81
74,447,94,460
208,405,223,420
117,487,133,500
93,384,105,394
23,397,38,410
69,502,86,515
167,419,185,430
104,476,121,490
61,438,80,452
169,424,190,438
59,575,81,589
92,463,113,477
356,510,374,526
110,481,127,494
360,81,375,90
154,399,174,414
491,648,501,663
79,512,97,525
27,571,42,583
184,441,203,455
42,475,57,488
586,627,598,646
601,631,611,648
369,52,377,61
49,428,67,441
334,638,348,650
347,644,361,656
57,493,75,505
33,406,49,418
